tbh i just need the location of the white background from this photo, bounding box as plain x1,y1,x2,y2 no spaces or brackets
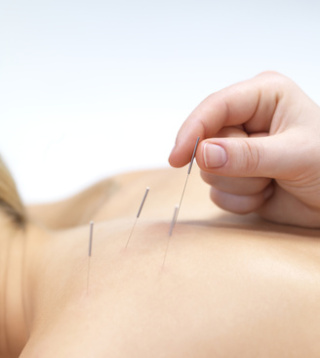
1,0,320,203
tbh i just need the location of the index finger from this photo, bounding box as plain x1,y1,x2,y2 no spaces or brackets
169,72,283,167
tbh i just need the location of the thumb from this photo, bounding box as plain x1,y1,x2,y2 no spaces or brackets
197,134,306,179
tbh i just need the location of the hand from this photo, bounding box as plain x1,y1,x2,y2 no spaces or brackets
169,72,320,228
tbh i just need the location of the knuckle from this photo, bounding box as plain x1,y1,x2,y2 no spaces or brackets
238,140,262,175
256,71,292,90
257,70,282,78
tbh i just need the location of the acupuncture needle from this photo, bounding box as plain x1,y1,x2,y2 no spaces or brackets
171,136,200,235
125,187,150,249
161,204,179,270
86,220,94,294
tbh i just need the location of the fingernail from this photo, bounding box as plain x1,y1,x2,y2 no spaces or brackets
204,143,227,168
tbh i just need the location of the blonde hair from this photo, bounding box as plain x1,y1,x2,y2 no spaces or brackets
0,157,26,226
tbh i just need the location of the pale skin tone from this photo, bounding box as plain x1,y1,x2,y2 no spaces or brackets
1,72,320,357
169,71,320,228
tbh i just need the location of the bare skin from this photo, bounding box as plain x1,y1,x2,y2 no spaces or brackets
2,165,320,358
2,72,320,357
169,72,320,228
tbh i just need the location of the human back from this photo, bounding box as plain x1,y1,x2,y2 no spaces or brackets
19,166,320,358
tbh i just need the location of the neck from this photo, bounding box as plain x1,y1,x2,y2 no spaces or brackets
0,214,41,357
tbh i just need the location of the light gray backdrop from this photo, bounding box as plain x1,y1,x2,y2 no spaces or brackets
1,0,319,203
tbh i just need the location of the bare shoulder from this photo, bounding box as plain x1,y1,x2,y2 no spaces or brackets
25,166,192,228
